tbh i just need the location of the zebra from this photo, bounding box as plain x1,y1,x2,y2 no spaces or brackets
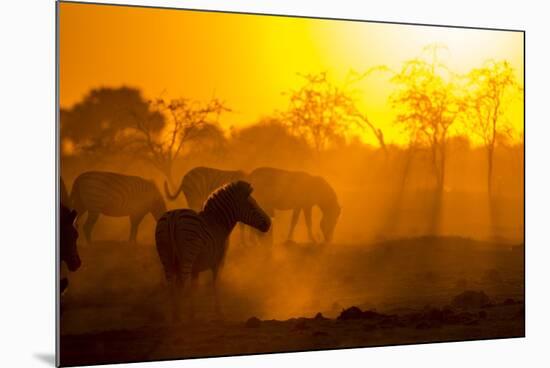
155,180,271,320
70,171,167,243
164,166,246,211
60,203,80,295
165,166,251,244
247,167,341,244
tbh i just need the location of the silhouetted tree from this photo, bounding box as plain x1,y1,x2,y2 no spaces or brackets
60,87,164,157
389,45,464,193
465,60,522,195
128,97,229,185
343,71,389,153
229,118,313,169
348,109,387,154
186,123,227,157
283,72,357,153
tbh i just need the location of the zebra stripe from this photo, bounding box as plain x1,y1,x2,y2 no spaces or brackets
70,171,167,243
247,167,341,243
155,180,270,320
165,167,246,211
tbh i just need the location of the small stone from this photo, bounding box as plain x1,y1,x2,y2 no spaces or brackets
245,317,261,328
314,312,327,320
337,306,364,320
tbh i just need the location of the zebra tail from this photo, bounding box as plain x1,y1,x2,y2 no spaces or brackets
164,180,182,201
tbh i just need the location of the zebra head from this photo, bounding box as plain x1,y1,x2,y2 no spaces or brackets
204,181,271,233
60,205,81,272
320,204,341,243
235,181,271,233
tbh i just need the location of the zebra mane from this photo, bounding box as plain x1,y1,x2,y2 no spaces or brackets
202,180,253,213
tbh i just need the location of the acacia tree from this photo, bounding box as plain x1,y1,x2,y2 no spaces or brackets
389,48,463,193
284,72,386,153
348,108,387,154
60,87,164,158
466,60,521,195
284,72,352,153
129,97,229,185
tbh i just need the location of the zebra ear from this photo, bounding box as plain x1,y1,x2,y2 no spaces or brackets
237,180,253,196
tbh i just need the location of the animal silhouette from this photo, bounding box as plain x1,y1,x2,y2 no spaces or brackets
60,203,80,295
248,167,341,244
165,166,251,244
165,167,246,210
155,181,270,321
70,171,166,243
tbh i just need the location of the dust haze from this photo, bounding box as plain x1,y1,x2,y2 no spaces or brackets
60,104,523,326
59,48,523,365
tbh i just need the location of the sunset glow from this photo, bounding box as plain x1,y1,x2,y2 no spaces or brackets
59,2,524,145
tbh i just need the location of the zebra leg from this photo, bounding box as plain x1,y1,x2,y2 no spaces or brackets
303,206,316,243
189,271,199,321
286,208,301,243
83,211,99,244
211,267,224,319
169,274,187,323
129,214,145,243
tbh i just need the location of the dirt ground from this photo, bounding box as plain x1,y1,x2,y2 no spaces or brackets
60,236,524,366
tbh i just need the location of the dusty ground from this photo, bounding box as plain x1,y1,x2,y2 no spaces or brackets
60,236,524,366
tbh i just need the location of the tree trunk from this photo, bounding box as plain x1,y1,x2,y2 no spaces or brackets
380,145,414,234
430,142,441,191
431,144,445,194
487,145,494,197
439,142,447,194
429,140,446,236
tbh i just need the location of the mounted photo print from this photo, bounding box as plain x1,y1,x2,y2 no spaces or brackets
57,1,525,366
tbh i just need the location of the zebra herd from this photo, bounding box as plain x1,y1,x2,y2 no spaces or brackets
59,167,340,320
166,167,341,244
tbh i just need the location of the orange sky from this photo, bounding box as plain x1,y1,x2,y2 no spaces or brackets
59,2,524,145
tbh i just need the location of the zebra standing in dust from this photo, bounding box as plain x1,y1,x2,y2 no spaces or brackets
70,171,167,243
165,167,250,244
248,167,341,244
164,166,246,210
155,181,270,320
